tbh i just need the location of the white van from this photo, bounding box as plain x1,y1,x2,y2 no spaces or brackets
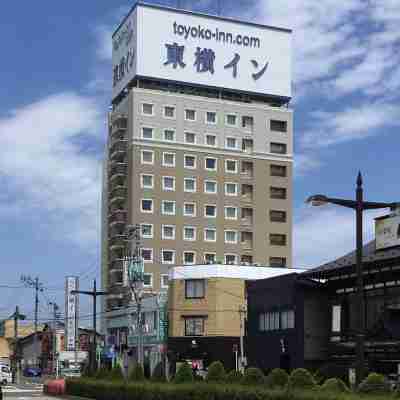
0,365,12,385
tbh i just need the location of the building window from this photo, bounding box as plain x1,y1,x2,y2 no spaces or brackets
271,165,287,177
164,106,175,119
141,150,154,165
270,234,287,246
183,226,196,241
162,152,175,167
242,116,254,130
206,134,217,147
143,273,153,287
142,103,154,116
270,119,287,133
184,202,196,217
141,224,153,239
226,137,238,149
270,187,287,199
164,129,175,142
184,155,197,169
184,177,197,193
161,249,175,264
204,205,217,218
270,210,287,223
141,248,153,263
141,174,154,189
162,176,175,191
281,310,295,330
161,274,169,288
259,311,280,331
162,225,175,240
206,111,217,124
204,228,216,242
185,317,205,336
225,206,238,220
270,142,287,154
225,183,238,196
185,132,196,144
183,251,196,265
204,180,217,194
205,157,217,171
225,230,238,244
269,257,287,267
141,199,153,213
225,254,238,265
162,200,176,215
185,109,196,121
142,127,154,140
226,114,237,126
185,280,205,299
204,253,216,264
225,160,238,173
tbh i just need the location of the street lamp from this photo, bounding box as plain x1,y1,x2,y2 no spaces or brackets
306,172,397,386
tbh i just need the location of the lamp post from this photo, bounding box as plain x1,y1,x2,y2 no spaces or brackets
306,172,397,386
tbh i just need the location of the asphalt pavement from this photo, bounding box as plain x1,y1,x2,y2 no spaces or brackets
2,382,44,398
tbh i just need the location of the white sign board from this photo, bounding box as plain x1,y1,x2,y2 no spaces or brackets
376,215,400,250
112,3,292,100
65,277,79,351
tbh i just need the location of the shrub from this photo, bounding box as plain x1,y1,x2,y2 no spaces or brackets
359,372,391,394
151,362,166,382
225,370,243,384
321,378,349,393
206,361,226,382
108,365,124,381
242,367,265,385
95,367,110,379
288,368,316,390
129,364,145,382
265,368,289,389
173,362,193,384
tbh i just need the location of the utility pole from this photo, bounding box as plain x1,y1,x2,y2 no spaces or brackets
72,279,108,373
239,305,246,373
11,306,26,384
125,224,144,367
21,276,43,368
49,302,60,376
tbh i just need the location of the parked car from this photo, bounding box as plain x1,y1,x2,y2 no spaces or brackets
0,365,12,385
23,367,42,377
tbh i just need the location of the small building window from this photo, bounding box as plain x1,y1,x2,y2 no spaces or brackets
162,225,175,240
141,224,153,239
270,234,287,246
242,116,254,130
271,165,287,177
270,142,287,154
161,274,169,288
225,206,238,220
206,111,217,124
185,132,196,144
225,160,238,173
163,176,175,191
141,174,154,189
184,202,196,217
270,120,287,133
185,109,196,121
270,187,287,199
185,279,205,299
226,114,237,126
225,254,238,265
205,157,217,171
141,248,153,262
142,127,153,140
142,103,154,116
161,249,175,264
225,183,238,196
185,317,204,336
183,226,196,241
225,230,238,244
281,310,295,330
141,150,154,165
204,205,217,218
204,253,216,264
141,199,153,213
162,200,176,215
270,210,287,223
183,251,196,265
164,129,175,141
269,257,286,267
162,152,175,167
184,177,197,193
184,155,197,169
226,137,238,149
206,135,217,147
204,228,216,242
204,180,217,194
143,273,153,287
164,106,175,119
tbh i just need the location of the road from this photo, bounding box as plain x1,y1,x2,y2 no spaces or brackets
2,382,47,399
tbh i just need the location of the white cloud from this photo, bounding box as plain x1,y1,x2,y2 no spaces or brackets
301,102,400,148
294,206,385,268
95,25,113,62
0,93,104,249
294,153,321,176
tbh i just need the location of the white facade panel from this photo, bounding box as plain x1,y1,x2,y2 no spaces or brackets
112,3,292,100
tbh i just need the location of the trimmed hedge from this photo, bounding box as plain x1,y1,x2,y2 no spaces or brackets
225,369,243,384
288,368,316,390
265,369,289,389
242,367,265,385
358,373,390,394
321,378,349,393
206,361,226,382
174,362,193,384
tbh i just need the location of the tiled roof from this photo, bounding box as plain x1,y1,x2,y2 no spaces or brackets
303,240,400,277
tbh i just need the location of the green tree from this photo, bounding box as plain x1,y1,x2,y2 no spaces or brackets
174,363,194,384
206,361,226,383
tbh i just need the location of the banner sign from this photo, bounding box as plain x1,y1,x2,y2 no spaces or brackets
112,3,292,100
65,277,79,351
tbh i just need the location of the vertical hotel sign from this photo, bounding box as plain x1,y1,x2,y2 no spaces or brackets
65,277,79,351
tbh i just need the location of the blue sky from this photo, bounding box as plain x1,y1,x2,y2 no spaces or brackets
0,0,399,324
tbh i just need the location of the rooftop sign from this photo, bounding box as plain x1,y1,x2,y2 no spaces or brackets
112,3,292,101
376,214,400,251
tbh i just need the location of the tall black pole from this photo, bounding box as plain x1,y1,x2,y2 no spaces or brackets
355,172,365,385
93,279,97,373
13,307,19,384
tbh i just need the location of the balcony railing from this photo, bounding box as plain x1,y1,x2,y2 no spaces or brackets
241,240,253,250
241,217,253,226
109,257,124,270
109,234,127,249
109,162,127,177
109,185,127,201
109,140,127,162
109,209,127,224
